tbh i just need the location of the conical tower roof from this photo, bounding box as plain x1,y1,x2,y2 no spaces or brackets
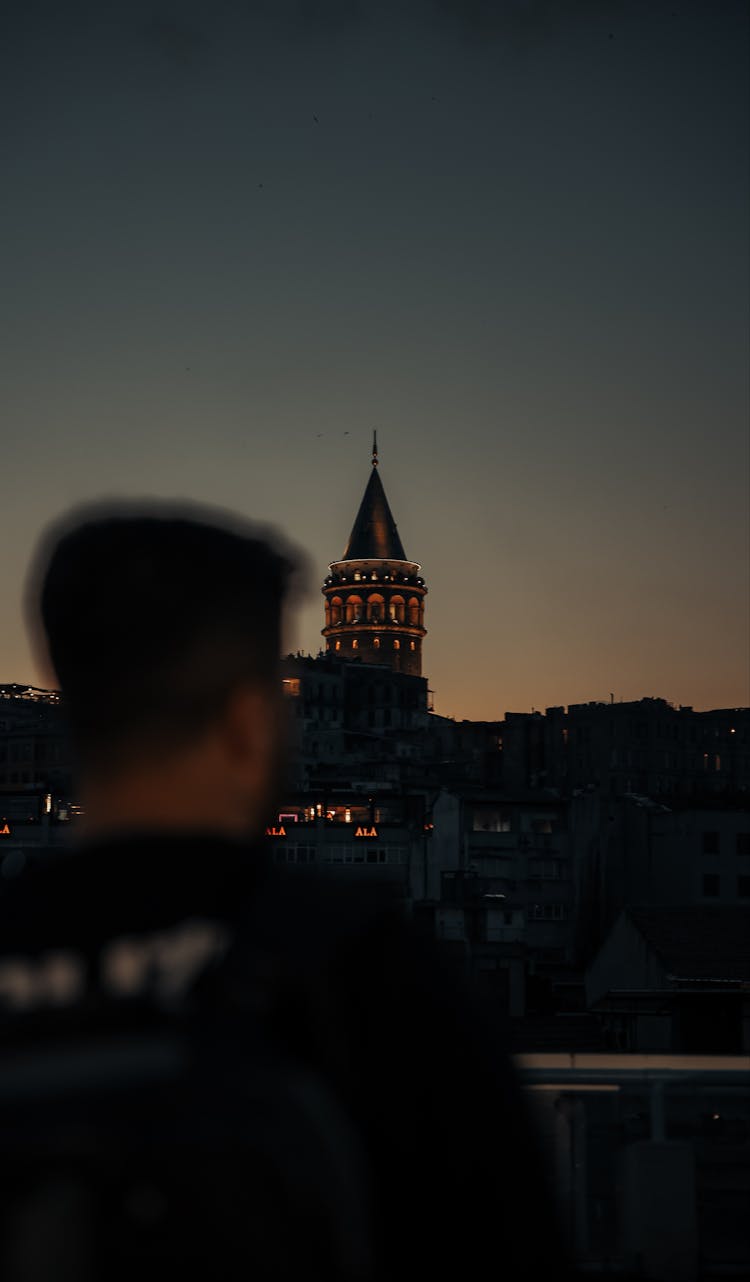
342,433,407,561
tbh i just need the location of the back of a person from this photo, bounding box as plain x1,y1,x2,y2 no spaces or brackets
1,502,575,1279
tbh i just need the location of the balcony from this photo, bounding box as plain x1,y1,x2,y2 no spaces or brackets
516,1053,750,1279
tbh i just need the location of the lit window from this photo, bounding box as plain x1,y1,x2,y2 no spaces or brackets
410,641,415,651
393,640,400,650
374,638,380,648
352,639,358,649
282,678,301,697
335,641,341,651
473,807,511,833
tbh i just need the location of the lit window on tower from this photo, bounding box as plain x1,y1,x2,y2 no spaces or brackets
393,639,400,650
352,639,358,649
374,638,380,648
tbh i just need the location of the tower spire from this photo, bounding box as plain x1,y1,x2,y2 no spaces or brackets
372,429,378,467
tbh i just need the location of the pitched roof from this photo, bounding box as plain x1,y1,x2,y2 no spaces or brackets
628,906,750,981
343,462,407,561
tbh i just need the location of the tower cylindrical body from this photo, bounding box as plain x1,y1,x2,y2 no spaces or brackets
322,558,427,676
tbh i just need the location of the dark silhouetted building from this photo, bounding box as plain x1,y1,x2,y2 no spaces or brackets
585,905,750,1053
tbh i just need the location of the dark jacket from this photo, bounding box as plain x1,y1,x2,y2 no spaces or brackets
0,833,574,1279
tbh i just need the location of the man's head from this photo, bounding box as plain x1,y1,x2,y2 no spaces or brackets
27,501,302,838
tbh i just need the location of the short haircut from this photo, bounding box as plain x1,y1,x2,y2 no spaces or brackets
28,502,302,770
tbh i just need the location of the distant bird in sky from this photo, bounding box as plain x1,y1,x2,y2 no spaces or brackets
313,114,319,123
258,183,263,188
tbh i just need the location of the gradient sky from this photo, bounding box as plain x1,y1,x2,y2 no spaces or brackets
1,0,748,721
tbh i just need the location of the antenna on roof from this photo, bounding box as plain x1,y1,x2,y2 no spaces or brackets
372,429,378,467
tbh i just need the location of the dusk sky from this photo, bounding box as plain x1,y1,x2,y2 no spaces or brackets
2,0,747,721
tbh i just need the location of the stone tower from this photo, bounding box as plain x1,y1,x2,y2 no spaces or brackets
322,435,427,676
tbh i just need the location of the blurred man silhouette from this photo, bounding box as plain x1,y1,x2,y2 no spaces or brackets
0,503,575,1281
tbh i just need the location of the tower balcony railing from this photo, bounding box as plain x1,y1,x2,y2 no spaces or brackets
323,617,425,630
323,562,426,590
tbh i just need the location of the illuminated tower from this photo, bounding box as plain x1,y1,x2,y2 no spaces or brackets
322,434,427,676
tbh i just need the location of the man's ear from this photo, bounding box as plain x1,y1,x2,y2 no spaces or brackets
221,683,280,767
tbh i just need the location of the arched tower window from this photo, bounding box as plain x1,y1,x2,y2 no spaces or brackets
367,593,385,622
345,595,364,623
389,595,405,623
407,597,420,627
330,596,343,625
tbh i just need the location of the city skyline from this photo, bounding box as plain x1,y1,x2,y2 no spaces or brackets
1,1,748,721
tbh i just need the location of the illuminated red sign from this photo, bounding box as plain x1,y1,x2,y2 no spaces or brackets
354,825,378,838
265,825,287,838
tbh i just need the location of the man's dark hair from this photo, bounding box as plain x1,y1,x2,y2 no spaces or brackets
28,501,301,769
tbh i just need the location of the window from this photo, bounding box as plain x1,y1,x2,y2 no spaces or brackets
738,876,750,898
373,638,380,648
531,817,554,835
702,873,720,898
702,831,720,854
282,678,301,697
529,859,559,880
530,903,567,921
472,806,511,833
410,640,416,651
737,833,750,855
352,639,358,649
273,845,316,865
335,640,341,651
323,846,392,865
393,639,400,650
